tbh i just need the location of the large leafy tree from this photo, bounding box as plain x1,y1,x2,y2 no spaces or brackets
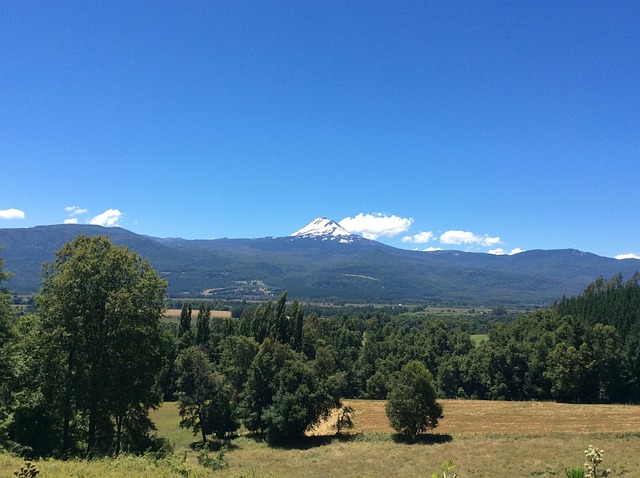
32,235,167,456
385,360,443,440
175,346,238,444
240,338,342,445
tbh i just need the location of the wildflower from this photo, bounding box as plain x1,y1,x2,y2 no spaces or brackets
584,445,609,478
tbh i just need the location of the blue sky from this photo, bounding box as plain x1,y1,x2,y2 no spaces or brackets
1,1,638,259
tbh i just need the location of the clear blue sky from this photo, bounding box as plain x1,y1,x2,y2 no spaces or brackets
1,1,639,259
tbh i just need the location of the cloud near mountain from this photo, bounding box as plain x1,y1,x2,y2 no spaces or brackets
344,213,516,253
488,248,526,256
616,253,640,260
402,231,435,243
440,230,501,247
401,227,505,250
89,209,123,227
339,213,413,240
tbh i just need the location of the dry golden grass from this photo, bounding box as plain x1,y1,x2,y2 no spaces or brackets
156,399,640,477
162,308,231,325
312,399,640,436
4,400,640,478
163,308,231,319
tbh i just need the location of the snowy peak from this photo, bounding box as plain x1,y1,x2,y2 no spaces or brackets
291,218,355,243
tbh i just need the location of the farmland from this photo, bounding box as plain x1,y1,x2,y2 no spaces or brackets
3,399,639,478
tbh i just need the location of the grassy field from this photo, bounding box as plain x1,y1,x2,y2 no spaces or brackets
3,399,640,477
470,333,489,346
161,308,232,325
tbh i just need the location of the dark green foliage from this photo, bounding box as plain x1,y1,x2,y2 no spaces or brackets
176,346,238,443
0,252,16,449
11,235,167,456
195,303,211,349
239,338,343,445
217,335,259,403
159,324,180,401
179,302,192,337
385,360,443,439
240,292,305,351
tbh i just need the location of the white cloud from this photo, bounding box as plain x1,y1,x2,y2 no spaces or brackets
65,206,88,215
615,253,640,260
423,247,443,252
0,208,25,220
488,248,505,255
64,218,79,224
402,231,435,244
440,230,501,247
89,209,123,227
340,213,413,240
488,247,525,256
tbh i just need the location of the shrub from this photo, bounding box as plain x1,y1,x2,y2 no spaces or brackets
197,445,229,471
565,466,585,478
385,360,443,440
431,459,458,478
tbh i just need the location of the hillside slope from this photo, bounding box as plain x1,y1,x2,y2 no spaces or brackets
1,222,638,306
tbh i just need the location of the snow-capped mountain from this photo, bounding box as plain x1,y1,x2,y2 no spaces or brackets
2,222,638,305
290,218,356,243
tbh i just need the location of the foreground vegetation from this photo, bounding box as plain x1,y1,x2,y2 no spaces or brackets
3,399,640,477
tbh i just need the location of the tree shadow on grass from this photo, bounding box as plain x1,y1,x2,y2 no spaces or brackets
392,433,453,445
270,435,337,450
241,432,347,450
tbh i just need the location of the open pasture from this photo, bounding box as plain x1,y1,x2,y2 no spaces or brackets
161,308,231,325
170,399,640,478
3,399,640,478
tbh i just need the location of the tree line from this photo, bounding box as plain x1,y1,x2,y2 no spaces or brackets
1,235,638,459
303,272,640,404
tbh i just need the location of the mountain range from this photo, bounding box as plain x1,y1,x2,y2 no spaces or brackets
1,218,638,306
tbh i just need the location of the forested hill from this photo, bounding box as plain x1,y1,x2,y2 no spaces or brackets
1,224,639,306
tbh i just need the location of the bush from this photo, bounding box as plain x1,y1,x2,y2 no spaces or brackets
197,445,229,471
385,360,443,440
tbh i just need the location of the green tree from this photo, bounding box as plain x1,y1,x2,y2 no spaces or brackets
179,302,192,337
195,303,211,348
218,335,259,403
385,360,443,440
32,235,167,456
176,346,238,443
239,338,342,445
545,342,586,402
